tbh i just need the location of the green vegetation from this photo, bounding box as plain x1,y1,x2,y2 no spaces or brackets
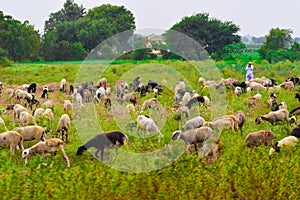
0,60,300,199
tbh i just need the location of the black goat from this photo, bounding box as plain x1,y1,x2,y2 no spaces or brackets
148,80,158,90
291,124,300,138
186,96,205,109
69,85,74,95
76,131,128,160
290,106,300,116
27,83,37,93
41,86,49,99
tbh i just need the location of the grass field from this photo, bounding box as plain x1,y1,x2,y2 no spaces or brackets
0,59,300,199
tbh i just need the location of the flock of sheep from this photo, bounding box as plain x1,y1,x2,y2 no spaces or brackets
0,73,300,168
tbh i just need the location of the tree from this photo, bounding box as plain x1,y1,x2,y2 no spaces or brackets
168,13,241,59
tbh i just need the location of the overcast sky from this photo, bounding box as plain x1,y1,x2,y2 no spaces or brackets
1,0,300,37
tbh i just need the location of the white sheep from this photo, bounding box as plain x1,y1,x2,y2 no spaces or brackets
13,104,27,121
279,81,294,90
0,116,8,131
0,131,24,156
33,108,45,120
43,108,54,122
22,138,70,167
203,96,210,106
269,136,298,155
64,100,73,112
19,111,35,126
137,115,164,142
96,77,107,89
42,100,54,110
182,116,205,131
255,109,289,125
172,126,214,154
60,78,67,93
141,98,159,111
234,86,242,97
249,82,266,91
204,117,237,133
13,125,46,142
181,92,191,106
236,111,246,133
55,114,71,143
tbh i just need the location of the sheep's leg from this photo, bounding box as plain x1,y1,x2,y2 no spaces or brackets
95,149,101,158
194,144,198,155
100,149,105,161
60,146,70,167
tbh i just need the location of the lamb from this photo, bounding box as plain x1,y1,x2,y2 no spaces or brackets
19,111,35,126
141,98,159,111
236,111,246,133
249,82,266,91
59,78,67,93
269,136,298,155
272,102,287,111
76,131,129,161
13,125,46,142
245,130,275,147
33,108,45,120
174,79,185,96
234,86,242,97
55,114,71,143
291,124,300,138
41,85,49,98
64,100,73,112
182,116,205,131
122,92,137,106
13,104,27,121
0,116,8,131
22,138,70,167
268,94,278,109
172,126,214,154
83,89,92,103
181,92,191,106
255,109,289,125
43,108,54,122
0,131,24,156
42,100,54,110
137,115,164,142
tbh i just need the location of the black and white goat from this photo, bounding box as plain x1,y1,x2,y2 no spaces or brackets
76,131,128,160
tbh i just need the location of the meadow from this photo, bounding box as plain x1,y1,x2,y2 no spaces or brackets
0,59,300,199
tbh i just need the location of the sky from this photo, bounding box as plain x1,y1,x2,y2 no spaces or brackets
1,0,300,37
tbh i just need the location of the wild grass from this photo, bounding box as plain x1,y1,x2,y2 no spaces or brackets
0,60,300,199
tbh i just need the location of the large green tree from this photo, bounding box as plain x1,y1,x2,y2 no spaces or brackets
168,13,241,59
0,11,40,62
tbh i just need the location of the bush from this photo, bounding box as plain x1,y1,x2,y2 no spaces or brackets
0,57,13,67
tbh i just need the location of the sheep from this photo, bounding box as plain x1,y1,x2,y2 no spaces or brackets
147,80,158,90
291,124,300,138
13,125,46,142
41,85,49,98
19,111,35,126
249,82,266,91
13,104,27,121
153,85,163,97
268,94,278,109
186,96,205,109
141,98,159,111
174,79,185,96
203,96,210,106
43,108,54,122
0,116,8,131
255,109,289,125
94,87,106,103
83,89,92,103
137,115,164,142
236,111,246,133
181,92,191,106
253,93,262,100
14,89,33,103
22,138,70,167
63,100,73,112
76,131,129,161
59,78,67,93
269,136,298,155
200,137,222,165
245,130,275,147
272,102,287,111
182,116,205,131
279,81,294,90
289,106,300,116
55,114,71,143
33,108,45,120
69,85,74,95
172,126,214,154
115,80,129,99
96,77,107,89
27,83,37,93
42,100,54,110
122,92,137,106
204,117,237,133
234,86,242,97
0,131,24,156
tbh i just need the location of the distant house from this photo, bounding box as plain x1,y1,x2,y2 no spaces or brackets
146,34,166,48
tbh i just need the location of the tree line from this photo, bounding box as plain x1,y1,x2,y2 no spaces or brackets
0,0,300,64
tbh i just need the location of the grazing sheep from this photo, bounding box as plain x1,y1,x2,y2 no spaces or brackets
69,85,74,95
291,124,300,138
116,80,128,99
200,137,222,165
172,126,214,154
289,106,300,116
269,136,298,155
234,86,242,97
0,131,24,156
182,116,205,131
280,81,294,90
268,94,278,110
42,100,54,110
203,96,210,106
174,79,185,96
19,111,35,126
253,93,262,100
249,82,266,91
22,138,70,167
236,111,246,133
43,108,54,122
96,77,107,89
141,98,159,111
0,116,8,131
137,115,164,142
33,108,45,120
76,131,129,160
60,78,67,93
153,85,163,97
55,114,71,143
64,100,73,112
204,117,237,132
272,102,287,111
83,89,92,103
13,125,46,142
255,109,289,125
186,96,205,109
41,85,49,99
245,130,275,147
122,92,137,106
13,104,27,121
175,106,189,119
